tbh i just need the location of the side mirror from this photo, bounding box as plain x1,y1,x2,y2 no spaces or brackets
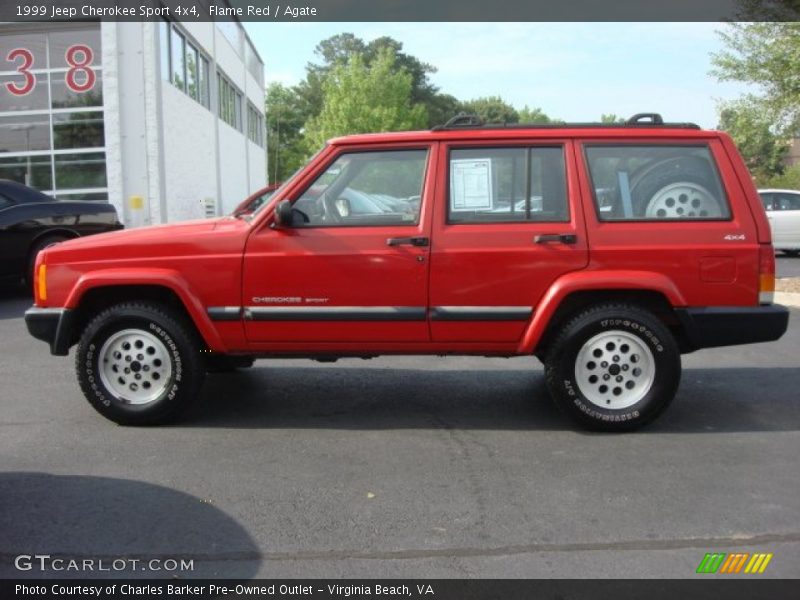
274,200,294,227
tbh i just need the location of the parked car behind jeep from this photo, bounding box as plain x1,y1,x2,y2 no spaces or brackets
758,189,800,256
0,179,122,286
24,114,789,431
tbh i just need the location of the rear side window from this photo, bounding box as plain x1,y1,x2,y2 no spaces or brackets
585,145,731,221
448,146,568,223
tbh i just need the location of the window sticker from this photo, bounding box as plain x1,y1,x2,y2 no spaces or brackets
450,158,493,211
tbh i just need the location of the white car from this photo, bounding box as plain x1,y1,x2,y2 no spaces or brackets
758,189,800,256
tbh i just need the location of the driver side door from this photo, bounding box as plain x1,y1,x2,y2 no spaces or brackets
242,144,436,346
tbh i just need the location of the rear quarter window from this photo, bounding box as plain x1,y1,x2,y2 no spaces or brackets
584,145,731,221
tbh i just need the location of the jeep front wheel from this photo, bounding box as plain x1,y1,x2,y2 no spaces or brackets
544,304,681,431
76,302,205,425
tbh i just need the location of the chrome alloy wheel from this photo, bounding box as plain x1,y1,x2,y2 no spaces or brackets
575,330,655,410
98,329,173,405
645,181,719,218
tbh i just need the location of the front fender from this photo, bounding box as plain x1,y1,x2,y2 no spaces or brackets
517,270,686,354
63,268,227,352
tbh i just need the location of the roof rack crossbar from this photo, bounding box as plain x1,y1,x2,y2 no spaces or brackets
431,112,699,131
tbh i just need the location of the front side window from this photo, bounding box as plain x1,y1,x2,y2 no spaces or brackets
447,147,568,223
293,150,427,227
585,145,731,221
774,193,800,211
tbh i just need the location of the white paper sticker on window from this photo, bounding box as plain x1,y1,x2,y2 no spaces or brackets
451,158,492,211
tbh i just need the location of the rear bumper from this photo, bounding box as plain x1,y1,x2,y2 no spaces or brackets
676,305,790,351
24,307,76,356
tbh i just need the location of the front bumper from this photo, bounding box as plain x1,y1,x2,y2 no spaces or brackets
24,307,76,356
676,305,790,351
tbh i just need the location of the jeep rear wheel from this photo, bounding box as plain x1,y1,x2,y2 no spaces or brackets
76,302,205,425
544,303,681,431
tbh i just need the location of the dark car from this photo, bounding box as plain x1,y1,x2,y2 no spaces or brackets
0,179,123,285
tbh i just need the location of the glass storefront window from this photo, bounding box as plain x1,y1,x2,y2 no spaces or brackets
171,28,185,92
186,43,198,101
0,154,53,189
55,152,107,189
50,70,103,109
198,56,209,108
48,29,101,69
0,73,51,112
0,114,51,153
0,25,107,199
55,191,108,201
0,33,46,70
53,111,104,149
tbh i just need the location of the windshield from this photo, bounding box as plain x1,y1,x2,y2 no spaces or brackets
246,147,327,220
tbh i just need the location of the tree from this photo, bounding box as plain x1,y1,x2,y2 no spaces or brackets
711,22,800,136
518,106,554,124
297,33,444,127
460,96,519,124
717,100,789,182
303,50,428,150
265,82,308,183
600,113,625,124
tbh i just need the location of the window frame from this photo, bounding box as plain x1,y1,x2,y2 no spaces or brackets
288,147,431,229
445,143,570,225
582,142,733,223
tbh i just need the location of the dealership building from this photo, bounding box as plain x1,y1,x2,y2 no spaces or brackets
0,19,266,226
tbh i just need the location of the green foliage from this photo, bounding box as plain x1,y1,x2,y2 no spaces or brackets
762,163,800,190
303,50,428,151
717,99,789,182
266,82,309,183
600,114,625,124
459,96,519,124
711,22,800,136
518,106,554,124
266,33,562,178
297,33,441,127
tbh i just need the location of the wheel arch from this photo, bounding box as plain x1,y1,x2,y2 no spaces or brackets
63,273,226,354
520,271,691,356
29,228,80,250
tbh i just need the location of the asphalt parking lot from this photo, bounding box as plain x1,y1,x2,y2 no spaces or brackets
777,254,800,278
0,283,798,579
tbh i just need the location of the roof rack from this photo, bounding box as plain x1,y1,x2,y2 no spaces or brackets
431,112,700,131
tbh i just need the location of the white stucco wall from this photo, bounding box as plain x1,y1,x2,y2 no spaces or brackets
103,20,265,225
160,85,218,222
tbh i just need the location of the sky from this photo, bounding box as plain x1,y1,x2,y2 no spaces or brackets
242,22,754,129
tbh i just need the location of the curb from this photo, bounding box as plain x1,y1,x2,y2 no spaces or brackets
774,291,800,308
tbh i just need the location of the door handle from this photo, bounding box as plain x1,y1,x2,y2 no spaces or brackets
534,233,577,244
386,236,429,247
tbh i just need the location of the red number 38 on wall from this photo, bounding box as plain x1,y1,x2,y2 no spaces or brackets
5,44,96,96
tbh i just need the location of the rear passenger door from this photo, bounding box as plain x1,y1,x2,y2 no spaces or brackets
429,141,589,343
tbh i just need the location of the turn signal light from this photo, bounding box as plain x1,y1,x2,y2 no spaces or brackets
758,245,775,305
37,264,47,302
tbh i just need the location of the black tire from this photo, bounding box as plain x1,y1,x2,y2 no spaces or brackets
205,355,255,373
76,302,205,425
544,303,681,432
630,157,722,219
26,235,68,287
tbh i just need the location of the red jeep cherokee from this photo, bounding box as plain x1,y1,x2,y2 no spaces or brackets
24,114,789,431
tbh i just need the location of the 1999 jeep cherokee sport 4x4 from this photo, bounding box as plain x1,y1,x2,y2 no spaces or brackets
24,114,789,431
